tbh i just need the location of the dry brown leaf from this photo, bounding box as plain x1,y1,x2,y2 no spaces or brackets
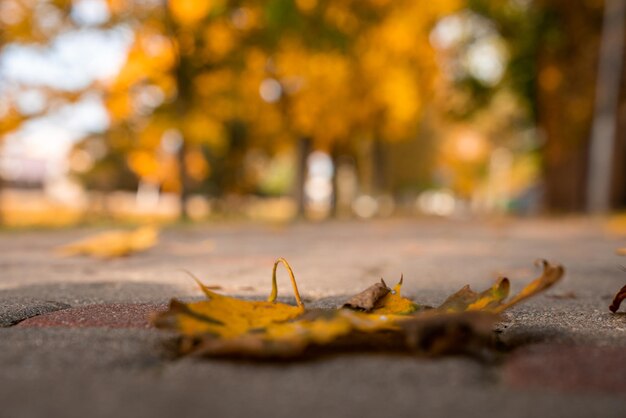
374,279,421,315
153,258,564,358
609,284,626,313
58,226,158,259
342,280,390,311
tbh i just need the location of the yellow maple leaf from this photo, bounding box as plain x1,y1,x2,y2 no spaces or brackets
154,260,304,339
57,226,158,259
153,258,564,358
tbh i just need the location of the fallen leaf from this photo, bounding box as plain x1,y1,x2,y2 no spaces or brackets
369,276,421,315
609,284,626,313
58,226,158,259
438,277,510,312
492,259,564,313
401,311,499,356
153,258,564,358
342,280,390,312
187,309,400,358
154,260,304,339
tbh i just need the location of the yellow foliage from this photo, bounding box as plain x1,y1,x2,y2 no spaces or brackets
169,0,214,25
324,3,358,34
160,156,182,192
97,0,465,186
377,67,421,128
105,93,133,122
194,70,235,98
127,150,161,182
182,111,226,148
296,0,317,13
185,148,210,181
203,21,237,58
113,31,175,91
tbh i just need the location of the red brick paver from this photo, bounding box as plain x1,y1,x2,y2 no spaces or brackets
503,344,626,394
16,303,168,329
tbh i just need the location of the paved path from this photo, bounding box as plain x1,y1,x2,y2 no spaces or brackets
1,218,625,417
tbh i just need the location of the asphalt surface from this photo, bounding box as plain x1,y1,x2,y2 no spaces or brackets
1,217,625,417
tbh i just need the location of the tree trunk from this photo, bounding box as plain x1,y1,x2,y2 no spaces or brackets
0,175,4,226
177,141,191,220
372,138,387,194
586,0,626,213
293,137,311,218
537,0,604,212
611,85,626,208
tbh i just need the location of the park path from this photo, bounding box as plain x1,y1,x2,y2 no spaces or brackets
1,218,625,417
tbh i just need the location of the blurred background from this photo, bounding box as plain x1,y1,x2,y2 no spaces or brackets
0,0,624,227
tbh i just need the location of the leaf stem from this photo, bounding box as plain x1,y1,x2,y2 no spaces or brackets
268,257,304,308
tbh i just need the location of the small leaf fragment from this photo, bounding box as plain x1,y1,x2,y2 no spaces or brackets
371,276,420,315
342,280,390,312
609,284,626,313
438,277,510,312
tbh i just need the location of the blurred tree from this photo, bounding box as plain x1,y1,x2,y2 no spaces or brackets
468,0,626,212
0,0,112,223
2,0,462,221
101,0,461,217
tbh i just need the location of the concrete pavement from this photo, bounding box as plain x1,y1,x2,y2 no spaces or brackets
1,218,625,417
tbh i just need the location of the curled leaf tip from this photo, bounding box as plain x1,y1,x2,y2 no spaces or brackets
179,268,199,281
498,277,510,289
492,260,564,313
609,284,626,313
179,269,218,299
269,257,304,308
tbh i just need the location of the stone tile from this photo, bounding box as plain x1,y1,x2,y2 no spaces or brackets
0,299,71,327
503,343,626,393
16,303,168,329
